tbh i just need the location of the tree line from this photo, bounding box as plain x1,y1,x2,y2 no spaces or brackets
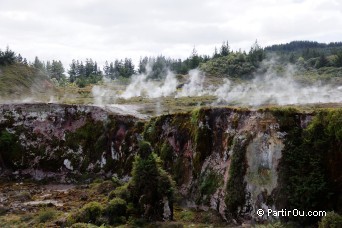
2,40,342,87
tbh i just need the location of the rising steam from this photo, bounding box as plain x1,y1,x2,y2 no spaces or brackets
90,58,342,108
214,63,342,105
121,70,178,99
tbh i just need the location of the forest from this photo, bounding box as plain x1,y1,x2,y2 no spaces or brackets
1,40,342,88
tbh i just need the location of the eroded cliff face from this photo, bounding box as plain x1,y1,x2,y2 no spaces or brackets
0,103,141,182
141,108,317,222
0,104,340,224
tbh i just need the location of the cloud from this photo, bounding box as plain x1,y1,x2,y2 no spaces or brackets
0,0,341,69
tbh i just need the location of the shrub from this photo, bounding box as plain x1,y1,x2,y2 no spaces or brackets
108,183,130,200
318,212,342,228
36,208,57,223
106,197,127,224
76,201,103,224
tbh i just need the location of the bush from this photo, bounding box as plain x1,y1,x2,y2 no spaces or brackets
36,208,57,223
106,197,127,224
318,212,342,228
76,201,103,224
108,183,130,200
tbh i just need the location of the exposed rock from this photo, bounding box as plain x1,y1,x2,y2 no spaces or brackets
0,104,340,225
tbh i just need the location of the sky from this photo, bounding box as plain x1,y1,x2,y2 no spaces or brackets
0,0,341,70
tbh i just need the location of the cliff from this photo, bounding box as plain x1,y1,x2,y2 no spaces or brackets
0,103,341,225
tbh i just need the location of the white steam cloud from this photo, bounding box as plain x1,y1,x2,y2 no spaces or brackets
176,69,207,97
121,70,178,99
91,59,342,108
214,64,342,105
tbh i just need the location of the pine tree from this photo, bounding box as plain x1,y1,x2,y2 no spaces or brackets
68,60,77,82
220,41,230,56
0,46,16,65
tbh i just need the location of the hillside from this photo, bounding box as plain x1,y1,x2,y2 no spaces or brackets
0,63,55,102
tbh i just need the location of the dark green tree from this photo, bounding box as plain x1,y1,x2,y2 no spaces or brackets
220,41,230,56
33,56,45,71
247,40,265,66
335,51,342,67
213,47,220,58
68,60,77,82
189,47,200,69
130,141,175,220
316,54,329,68
47,60,65,81
0,46,16,65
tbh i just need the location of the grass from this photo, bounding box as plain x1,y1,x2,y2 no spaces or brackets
36,208,58,223
0,63,55,101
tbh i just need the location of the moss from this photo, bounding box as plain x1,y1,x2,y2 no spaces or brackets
247,167,272,186
143,115,170,143
190,108,213,176
198,169,223,205
64,119,107,171
190,107,202,124
160,141,174,165
178,210,195,222
0,129,24,169
225,133,251,218
172,157,187,185
265,107,301,131
193,125,212,176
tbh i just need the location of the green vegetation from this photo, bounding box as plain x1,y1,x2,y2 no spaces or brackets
198,169,223,205
318,212,342,228
0,47,16,66
274,109,342,225
225,134,251,219
178,210,195,222
0,129,24,169
64,119,106,172
130,152,175,220
74,201,104,225
67,141,175,226
0,62,55,99
2,40,342,91
160,141,174,167
106,197,127,224
36,208,57,223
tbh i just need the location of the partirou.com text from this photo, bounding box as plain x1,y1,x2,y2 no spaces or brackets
257,209,326,217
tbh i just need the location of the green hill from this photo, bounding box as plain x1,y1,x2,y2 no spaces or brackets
0,63,55,102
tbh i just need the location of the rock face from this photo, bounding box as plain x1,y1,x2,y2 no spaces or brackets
0,103,140,182
0,103,341,224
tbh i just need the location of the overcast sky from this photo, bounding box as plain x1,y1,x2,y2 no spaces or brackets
0,0,341,69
